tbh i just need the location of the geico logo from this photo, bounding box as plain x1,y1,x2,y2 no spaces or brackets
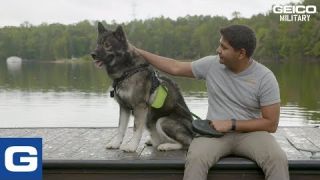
4,146,38,172
273,5,317,14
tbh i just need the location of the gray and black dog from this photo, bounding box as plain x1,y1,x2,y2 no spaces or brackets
91,22,193,152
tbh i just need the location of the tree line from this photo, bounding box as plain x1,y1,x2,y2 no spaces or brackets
0,0,319,62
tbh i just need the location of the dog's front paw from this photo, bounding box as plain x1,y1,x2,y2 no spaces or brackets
120,142,138,152
157,143,183,151
106,139,121,149
145,138,153,146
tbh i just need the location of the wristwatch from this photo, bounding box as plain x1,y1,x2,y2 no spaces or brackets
231,118,236,131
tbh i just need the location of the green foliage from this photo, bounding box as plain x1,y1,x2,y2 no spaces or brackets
0,0,319,62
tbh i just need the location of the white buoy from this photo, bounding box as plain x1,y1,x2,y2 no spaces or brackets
6,56,22,64
6,56,22,72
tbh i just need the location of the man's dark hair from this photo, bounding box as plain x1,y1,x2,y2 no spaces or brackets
220,25,256,57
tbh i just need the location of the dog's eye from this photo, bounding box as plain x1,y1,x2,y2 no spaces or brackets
104,42,112,51
104,41,111,47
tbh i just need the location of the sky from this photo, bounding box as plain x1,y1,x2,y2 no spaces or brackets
0,0,303,27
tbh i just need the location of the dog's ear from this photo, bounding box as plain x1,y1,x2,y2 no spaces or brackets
98,22,106,34
114,26,127,42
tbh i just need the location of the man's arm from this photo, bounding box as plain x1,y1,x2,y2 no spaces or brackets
210,103,280,133
136,48,194,78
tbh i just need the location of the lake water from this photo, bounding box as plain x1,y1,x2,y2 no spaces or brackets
0,60,319,128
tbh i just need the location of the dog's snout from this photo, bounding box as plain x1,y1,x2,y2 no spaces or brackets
91,52,97,59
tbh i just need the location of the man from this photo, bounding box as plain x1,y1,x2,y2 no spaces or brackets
134,24,289,180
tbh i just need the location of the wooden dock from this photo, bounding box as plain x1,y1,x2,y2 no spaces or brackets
1,127,320,180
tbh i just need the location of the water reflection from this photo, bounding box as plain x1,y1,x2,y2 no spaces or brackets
0,61,319,127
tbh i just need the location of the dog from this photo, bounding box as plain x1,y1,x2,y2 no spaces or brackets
91,22,194,152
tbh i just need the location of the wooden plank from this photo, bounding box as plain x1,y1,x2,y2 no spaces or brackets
41,128,74,143
283,127,320,152
283,127,320,159
69,128,118,160
44,128,89,159
305,128,320,148
273,128,308,160
45,129,94,159
1,127,320,161
69,128,148,160
295,127,320,159
2,127,319,180
42,128,77,155
0,128,35,137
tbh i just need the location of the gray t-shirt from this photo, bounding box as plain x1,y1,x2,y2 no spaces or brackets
191,55,280,121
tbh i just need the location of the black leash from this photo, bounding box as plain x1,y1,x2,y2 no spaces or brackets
176,102,201,120
154,78,202,121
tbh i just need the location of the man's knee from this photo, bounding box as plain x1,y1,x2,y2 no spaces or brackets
186,149,214,168
255,146,288,176
268,148,287,164
261,147,289,180
185,145,222,169
185,137,232,169
237,131,288,167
